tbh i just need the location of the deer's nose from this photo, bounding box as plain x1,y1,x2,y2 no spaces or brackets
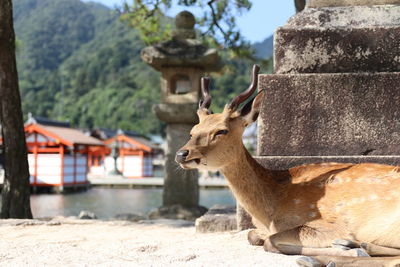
175,150,189,163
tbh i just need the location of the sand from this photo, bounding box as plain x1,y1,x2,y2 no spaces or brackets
0,218,300,266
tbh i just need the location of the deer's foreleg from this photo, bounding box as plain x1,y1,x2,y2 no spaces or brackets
310,256,400,267
333,239,400,257
263,223,369,257
247,217,270,246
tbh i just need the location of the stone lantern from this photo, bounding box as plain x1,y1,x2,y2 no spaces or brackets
141,11,221,219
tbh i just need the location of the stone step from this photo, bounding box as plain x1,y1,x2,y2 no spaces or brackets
274,27,400,74
258,72,400,157
256,156,400,170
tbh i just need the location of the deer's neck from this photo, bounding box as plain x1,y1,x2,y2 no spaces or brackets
220,145,279,230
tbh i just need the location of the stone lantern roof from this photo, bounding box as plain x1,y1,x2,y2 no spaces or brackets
141,11,221,71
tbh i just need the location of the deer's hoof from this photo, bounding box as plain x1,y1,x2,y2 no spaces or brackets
247,230,264,246
353,248,370,257
296,256,322,267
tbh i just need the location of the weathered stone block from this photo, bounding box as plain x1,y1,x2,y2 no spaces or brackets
195,205,237,233
274,5,400,74
275,27,400,74
258,72,400,157
256,156,400,171
286,5,400,29
307,0,400,7
149,204,208,221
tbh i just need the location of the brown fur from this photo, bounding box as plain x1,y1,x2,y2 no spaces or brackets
176,94,400,266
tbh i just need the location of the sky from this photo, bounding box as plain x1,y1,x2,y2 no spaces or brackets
82,0,296,43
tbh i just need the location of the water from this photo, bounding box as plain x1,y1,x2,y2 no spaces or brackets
30,188,236,219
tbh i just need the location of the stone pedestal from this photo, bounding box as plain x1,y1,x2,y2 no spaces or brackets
259,72,400,158
239,3,400,228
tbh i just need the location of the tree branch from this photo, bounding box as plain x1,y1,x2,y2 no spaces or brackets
207,0,229,43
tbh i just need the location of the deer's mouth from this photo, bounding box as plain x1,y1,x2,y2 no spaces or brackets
190,158,201,164
180,158,201,169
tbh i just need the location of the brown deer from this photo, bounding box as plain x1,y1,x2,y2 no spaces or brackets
175,65,400,267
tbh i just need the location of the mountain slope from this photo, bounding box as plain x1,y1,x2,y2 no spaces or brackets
253,35,273,59
13,0,271,136
14,0,162,134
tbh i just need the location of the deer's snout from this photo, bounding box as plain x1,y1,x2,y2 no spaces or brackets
175,150,189,164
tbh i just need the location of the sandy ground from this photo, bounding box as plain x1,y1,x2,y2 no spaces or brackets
0,218,300,266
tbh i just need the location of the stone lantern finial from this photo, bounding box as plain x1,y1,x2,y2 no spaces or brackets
173,11,196,40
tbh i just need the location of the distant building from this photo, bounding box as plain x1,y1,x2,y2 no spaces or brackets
1,118,164,183
24,115,104,189
102,130,161,178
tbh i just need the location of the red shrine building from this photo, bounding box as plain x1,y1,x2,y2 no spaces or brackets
24,116,104,189
89,129,158,178
0,119,163,187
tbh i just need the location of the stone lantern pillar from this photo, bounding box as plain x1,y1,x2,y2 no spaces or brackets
141,11,220,220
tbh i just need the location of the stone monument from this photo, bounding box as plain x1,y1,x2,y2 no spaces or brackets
237,0,400,229
141,11,220,220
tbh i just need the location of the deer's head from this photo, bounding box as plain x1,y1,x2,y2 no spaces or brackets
175,65,263,171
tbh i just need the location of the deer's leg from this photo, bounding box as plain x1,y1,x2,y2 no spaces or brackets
311,255,400,267
333,239,400,256
247,217,270,246
362,243,400,257
263,224,369,257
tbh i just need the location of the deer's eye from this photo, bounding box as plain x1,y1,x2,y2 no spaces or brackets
215,129,229,137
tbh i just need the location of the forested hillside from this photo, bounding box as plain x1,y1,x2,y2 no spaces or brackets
13,0,271,136
253,35,273,59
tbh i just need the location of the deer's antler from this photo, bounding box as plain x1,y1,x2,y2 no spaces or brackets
228,64,260,110
199,77,212,111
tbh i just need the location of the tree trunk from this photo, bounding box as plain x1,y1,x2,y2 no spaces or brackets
0,0,33,218
294,0,306,12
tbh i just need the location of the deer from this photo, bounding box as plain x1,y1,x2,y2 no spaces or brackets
175,65,400,267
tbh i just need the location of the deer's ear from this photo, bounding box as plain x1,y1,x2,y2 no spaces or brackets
239,90,264,126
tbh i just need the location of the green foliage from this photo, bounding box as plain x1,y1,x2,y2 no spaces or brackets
121,1,172,44
13,0,272,137
121,0,254,58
